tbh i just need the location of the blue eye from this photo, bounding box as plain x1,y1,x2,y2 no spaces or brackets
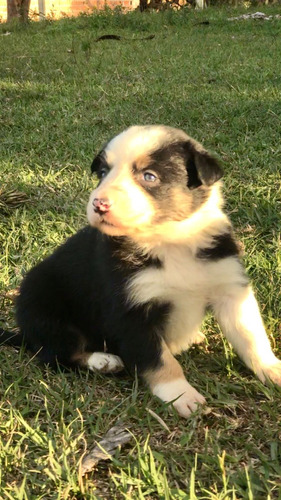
99,167,108,179
143,171,158,183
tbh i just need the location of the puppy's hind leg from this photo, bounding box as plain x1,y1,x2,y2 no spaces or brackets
212,284,281,385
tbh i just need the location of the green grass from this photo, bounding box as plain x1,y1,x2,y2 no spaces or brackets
1,5,281,499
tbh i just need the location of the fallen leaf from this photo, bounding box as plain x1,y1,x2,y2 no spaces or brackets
81,423,132,476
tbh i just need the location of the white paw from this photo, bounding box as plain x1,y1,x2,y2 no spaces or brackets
87,352,124,373
258,360,281,386
152,378,206,418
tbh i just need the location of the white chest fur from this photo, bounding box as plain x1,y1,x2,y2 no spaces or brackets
127,244,245,354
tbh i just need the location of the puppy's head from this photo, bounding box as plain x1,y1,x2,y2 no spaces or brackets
87,125,223,242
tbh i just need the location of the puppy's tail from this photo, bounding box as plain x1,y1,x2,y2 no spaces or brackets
0,328,24,348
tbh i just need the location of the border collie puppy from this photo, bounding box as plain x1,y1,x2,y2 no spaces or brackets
1,125,281,418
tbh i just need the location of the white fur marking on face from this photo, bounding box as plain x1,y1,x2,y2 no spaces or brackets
87,353,124,373
106,125,172,165
152,378,206,418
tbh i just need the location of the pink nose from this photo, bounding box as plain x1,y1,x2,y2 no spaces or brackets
93,197,112,213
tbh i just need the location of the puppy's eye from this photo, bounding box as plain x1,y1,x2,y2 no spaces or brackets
143,171,158,183
97,167,109,180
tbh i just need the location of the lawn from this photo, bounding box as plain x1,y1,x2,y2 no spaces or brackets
0,5,281,499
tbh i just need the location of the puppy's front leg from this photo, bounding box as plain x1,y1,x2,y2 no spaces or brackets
144,341,206,418
213,284,281,385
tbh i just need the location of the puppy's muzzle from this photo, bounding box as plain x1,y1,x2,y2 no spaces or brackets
93,197,112,215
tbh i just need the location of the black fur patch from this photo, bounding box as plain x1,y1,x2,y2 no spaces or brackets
147,140,223,190
185,155,202,189
197,233,240,261
90,151,111,182
111,237,162,270
183,142,223,189
147,143,187,185
14,227,167,374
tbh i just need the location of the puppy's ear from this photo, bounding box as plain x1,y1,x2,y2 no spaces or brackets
185,143,223,189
